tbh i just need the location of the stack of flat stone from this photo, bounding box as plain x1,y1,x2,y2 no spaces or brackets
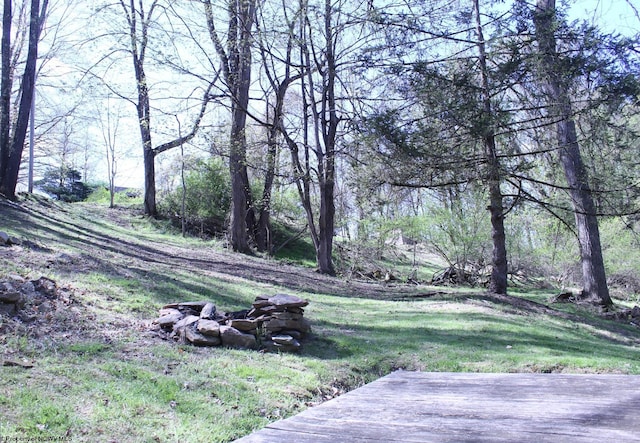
250,294,311,352
153,294,310,352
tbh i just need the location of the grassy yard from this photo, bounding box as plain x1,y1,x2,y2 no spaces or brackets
1,196,639,442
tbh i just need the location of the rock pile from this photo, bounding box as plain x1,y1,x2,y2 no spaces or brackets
153,294,311,352
0,231,19,247
0,275,61,318
0,275,56,316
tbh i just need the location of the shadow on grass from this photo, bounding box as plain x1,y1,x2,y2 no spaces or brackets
3,198,639,363
1,201,257,312
304,310,640,367
3,200,428,302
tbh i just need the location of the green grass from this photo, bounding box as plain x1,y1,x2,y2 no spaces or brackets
272,222,317,268
1,197,639,442
85,187,144,208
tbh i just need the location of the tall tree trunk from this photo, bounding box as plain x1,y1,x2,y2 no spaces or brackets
123,0,158,217
0,0,11,187
133,46,155,217
139,92,157,217
136,56,156,217
228,0,256,253
228,131,251,252
0,0,46,199
124,1,211,218
487,167,508,294
205,0,256,253
277,0,336,274
313,0,337,275
473,0,508,294
533,0,612,306
254,9,301,254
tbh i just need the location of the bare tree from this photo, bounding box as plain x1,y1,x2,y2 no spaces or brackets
275,0,340,275
273,0,371,274
97,97,121,208
254,0,304,253
117,0,214,217
204,0,257,253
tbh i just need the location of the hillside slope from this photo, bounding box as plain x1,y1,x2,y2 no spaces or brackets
1,196,639,442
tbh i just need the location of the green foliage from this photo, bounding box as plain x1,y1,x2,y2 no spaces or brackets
271,187,306,223
505,207,579,280
418,188,491,270
601,218,640,274
160,158,231,237
600,218,640,299
35,167,92,203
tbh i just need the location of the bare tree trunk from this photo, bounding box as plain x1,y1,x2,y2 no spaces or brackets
317,176,336,275
310,0,337,275
0,0,11,186
255,105,278,253
121,0,157,216
100,98,119,209
205,0,256,253
142,139,155,216
135,52,156,217
254,5,305,253
473,0,507,294
0,0,47,200
279,0,338,275
294,7,320,254
534,0,612,306
228,0,256,253
228,137,251,252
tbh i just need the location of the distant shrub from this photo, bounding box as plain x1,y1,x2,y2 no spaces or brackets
160,158,230,237
36,167,92,202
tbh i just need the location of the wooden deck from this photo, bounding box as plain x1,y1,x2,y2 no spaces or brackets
234,371,640,442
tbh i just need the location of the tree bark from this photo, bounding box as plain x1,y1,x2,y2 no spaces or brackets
205,0,256,253
533,0,612,306
0,0,47,199
0,0,12,186
473,0,508,294
133,49,156,217
255,105,278,253
228,0,256,253
312,0,338,275
121,0,157,216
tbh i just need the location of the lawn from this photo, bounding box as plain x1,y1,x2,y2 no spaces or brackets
1,196,639,442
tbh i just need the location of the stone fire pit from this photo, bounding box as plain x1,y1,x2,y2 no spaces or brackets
153,294,311,352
